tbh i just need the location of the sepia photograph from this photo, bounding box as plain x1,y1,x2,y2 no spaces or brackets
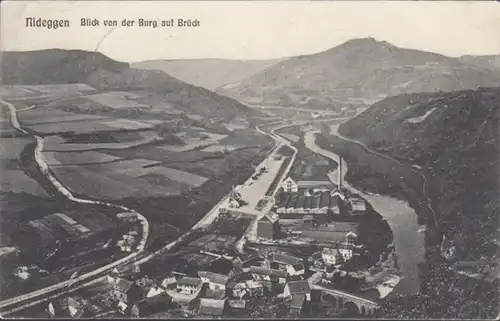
0,0,499,319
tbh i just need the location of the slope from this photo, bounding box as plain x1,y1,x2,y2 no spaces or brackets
0,49,262,120
217,38,500,112
339,87,499,261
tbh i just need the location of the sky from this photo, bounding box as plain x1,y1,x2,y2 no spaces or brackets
1,1,500,62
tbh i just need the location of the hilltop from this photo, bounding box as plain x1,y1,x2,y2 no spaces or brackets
0,49,261,120
217,38,500,111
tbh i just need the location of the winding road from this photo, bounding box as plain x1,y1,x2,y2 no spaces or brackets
0,100,150,315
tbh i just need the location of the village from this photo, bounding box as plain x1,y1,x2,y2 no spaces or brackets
30,128,398,319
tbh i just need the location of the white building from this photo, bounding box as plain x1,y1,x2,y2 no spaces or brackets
322,248,340,266
281,177,298,193
176,277,203,295
338,232,358,261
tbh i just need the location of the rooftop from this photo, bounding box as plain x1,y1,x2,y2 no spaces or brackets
250,266,287,278
229,299,246,309
286,280,311,294
177,277,202,287
272,252,302,266
113,277,134,293
199,298,226,316
290,293,306,309
198,271,229,285
297,181,333,188
204,288,227,300
134,294,172,315
292,262,305,271
28,211,115,243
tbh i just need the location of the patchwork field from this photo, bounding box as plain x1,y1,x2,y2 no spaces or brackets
0,136,49,198
42,151,121,166
0,136,34,159
19,109,109,125
43,131,163,151
19,107,161,135
0,169,49,197
0,84,97,98
51,159,209,200
0,119,19,136
85,92,150,109
159,131,228,152
200,144,239,153
276,124,336,181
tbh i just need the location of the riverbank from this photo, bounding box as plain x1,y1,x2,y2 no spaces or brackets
303,129,426,297
313,125,499,319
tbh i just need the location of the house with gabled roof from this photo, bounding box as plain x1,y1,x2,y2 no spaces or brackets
283,280,311,301
250,266,287,292
107,276,143,308
257,212,281,240
198,298,227,316
130,293,173,318
271,252,304,276
289,293,306,317
46,297,88,319
198,271,229,291
228,299,246,310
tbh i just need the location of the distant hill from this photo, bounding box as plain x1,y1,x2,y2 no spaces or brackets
338,87,499,261
131,58,283,91
459,54,500,72
217,38,500,111
0,49,261,119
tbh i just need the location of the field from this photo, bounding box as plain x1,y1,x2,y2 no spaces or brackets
43,131,163,151
200,144,239,153
0,136,49,198
0,170,49,197
277,125,336,181
85,92,150,109
51,158,208,200
19,107,161,135
0,84,97,99
42,151,121,166
159,131,228,152
1,86,275,257
0,119,19,136
19,109,109,125
0,136,34,159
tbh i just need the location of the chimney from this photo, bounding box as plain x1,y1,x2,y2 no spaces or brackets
338,156,342,190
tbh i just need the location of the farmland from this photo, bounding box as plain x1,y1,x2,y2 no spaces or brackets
276,124,336,181
42,151,121,166
1,83,274,254
50,159,209,200
0,131,49,197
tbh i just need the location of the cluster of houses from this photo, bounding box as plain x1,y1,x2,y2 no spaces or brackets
48,246,373,319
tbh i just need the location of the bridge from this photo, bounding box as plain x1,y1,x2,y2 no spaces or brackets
313,283,380,316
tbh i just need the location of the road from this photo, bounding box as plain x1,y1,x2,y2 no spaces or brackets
247,103,344,114
0,100,150,315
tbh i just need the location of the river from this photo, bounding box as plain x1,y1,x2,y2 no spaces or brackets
303,126,426,296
